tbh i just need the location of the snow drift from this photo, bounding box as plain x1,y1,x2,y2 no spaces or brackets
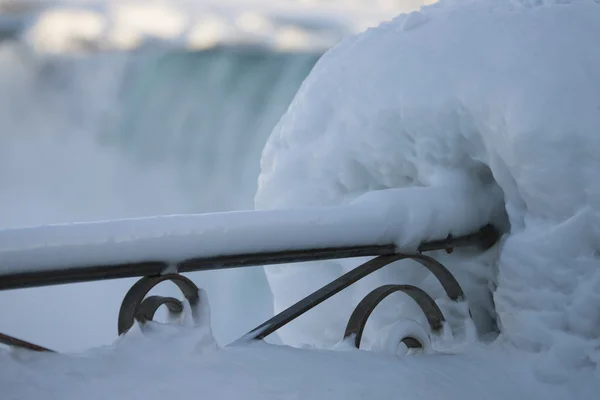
256,0,600,376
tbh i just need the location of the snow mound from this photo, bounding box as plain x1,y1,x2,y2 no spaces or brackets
256,0,600,375
0,185,500,274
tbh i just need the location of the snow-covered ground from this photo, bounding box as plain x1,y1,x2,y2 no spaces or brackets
2,0,600,398
1,322,597,400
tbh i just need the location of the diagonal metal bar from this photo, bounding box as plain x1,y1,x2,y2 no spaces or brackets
231,254,406,345
0,332,55,353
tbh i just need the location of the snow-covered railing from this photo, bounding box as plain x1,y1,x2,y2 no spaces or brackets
0,205,500,353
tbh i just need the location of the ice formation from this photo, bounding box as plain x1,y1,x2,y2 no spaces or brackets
256,0,600,375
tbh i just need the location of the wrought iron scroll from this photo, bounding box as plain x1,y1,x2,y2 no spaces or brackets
117,274,200,335
344,284,445,349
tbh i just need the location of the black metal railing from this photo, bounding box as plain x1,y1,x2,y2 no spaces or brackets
0,224,500,353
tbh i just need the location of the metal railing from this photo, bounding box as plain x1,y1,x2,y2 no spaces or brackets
0,224,500,353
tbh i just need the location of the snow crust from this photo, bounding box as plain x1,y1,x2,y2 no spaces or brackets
256,0,600,376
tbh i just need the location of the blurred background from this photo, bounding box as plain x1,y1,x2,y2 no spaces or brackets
0,0,431,352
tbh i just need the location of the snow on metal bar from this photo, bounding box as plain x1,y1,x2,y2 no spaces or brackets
0,225,499,291
0,188,500,277
0,206,395,276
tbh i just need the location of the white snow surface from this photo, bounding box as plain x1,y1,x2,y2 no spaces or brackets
2,313,598,400
256,0,600,377
0,184,501,273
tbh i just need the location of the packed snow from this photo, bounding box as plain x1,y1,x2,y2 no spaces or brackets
256,0,600,380
2,0,600,398
2,317,595,400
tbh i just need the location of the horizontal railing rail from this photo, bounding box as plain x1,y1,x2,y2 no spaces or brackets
0,225,498,291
